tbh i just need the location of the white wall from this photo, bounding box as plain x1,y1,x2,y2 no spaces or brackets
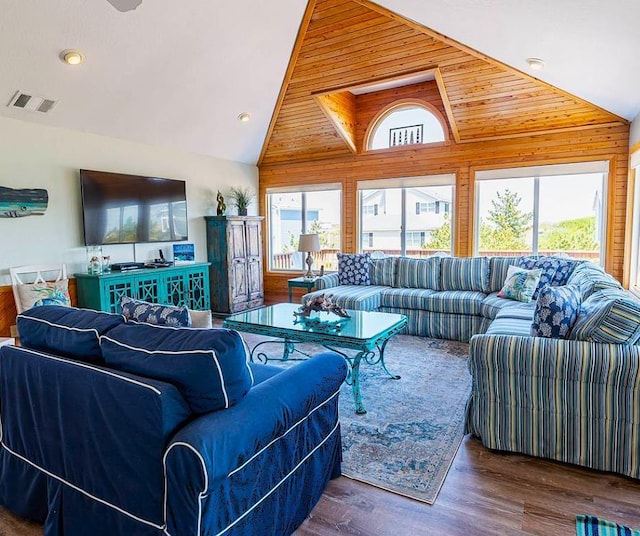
0,116,257,284
631,112,640,148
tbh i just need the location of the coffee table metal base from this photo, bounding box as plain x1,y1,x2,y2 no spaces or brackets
241,325,405,415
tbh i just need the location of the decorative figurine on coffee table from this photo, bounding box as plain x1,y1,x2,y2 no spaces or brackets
216,191,226,216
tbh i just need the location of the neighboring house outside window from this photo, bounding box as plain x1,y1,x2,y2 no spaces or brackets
358,174,455,257
267,186,342,271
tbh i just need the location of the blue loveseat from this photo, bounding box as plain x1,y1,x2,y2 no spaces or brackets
0,306,347,536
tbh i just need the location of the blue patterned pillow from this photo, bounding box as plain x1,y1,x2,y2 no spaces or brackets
531,285,581,339
120,297,191,327
338,253,371,286
550,258,579,286
518,256,562,299
497,265,541,303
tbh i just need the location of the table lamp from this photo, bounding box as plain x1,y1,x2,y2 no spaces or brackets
297,233,321,279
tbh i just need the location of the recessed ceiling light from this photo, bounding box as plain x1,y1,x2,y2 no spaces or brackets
526,58,545,71
61,50,85,65
238,112,251,122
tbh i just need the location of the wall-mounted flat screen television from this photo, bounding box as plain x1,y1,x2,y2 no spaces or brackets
80,169,188,246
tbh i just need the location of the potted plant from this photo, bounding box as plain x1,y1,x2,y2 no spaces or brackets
228,187,255,216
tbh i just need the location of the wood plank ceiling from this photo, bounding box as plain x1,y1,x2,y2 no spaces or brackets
259,0,627,166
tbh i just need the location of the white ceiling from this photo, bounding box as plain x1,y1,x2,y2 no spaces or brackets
0,0,638,166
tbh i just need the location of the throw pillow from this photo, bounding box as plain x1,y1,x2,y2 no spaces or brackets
337,253,371,286
531,285,581,338
17,305,124,364
370,257,397,287
17,279,71,312
120,296,191,327
518,257,562,299
497,265,542,303
101,323,254,414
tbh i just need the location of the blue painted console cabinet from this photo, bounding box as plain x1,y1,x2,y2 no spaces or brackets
75,263,211,313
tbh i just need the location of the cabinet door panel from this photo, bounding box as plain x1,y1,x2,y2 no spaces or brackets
229,221,246,261
231,261,248,306
245,220,262,258
247,259,263,301
134,275,160,303
104,280,136,313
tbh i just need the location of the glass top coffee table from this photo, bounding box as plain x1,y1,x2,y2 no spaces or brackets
223,303,408,414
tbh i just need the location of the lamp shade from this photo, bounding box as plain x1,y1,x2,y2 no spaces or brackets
297,233,321,252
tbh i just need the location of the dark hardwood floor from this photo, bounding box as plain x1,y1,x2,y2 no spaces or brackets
295,436,640,536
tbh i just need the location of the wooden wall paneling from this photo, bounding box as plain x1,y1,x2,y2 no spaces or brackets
313,92,358,152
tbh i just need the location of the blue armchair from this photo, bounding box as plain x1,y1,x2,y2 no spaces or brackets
0,306,347,535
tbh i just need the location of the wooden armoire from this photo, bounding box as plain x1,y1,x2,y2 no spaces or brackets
204,216,264,315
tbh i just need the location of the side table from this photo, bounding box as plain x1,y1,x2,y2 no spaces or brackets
288,276,318,303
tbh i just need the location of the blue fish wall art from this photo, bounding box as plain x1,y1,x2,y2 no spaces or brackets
0,186,48,217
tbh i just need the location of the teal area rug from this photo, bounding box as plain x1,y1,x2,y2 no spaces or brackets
576,515,640,535
241,332,472,504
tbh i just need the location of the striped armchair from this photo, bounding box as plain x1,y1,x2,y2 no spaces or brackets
466,334,640,478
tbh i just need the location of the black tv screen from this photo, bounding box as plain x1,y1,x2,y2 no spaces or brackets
80,169,188,246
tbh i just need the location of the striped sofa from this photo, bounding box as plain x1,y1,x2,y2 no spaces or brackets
304,255,549,342
305,255,640,478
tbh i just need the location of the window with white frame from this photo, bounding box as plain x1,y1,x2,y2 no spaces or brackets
358,174,455,257
474,161,608,264
628,150,640,294
267,185,341,272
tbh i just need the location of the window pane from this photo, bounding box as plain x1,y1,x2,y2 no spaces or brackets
360,188,402,255
407,185,453,257
304,190,341,272
538,173,603,264
268,189,341,272
268,192,302,270
369,106,445,150
476,178,534,256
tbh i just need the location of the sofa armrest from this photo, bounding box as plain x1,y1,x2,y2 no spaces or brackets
163,352,347,535
315,273,340,290
467,334,640,476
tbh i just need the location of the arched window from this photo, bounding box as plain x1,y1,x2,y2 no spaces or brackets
367,102,447,151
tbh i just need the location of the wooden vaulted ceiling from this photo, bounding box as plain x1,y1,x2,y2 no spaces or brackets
259,0,627,166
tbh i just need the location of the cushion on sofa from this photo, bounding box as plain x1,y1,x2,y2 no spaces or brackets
485,315,533,337
16,279,72,311
424,291,485,315
497,266,541,303
550,258,580,286
302,285,386,311
567,262,623,299
570,289,640,345
396,257,441,290
370,257,397,287
101,323,254,414
379,288,437,310
121,296,191,327
440,257,490,293
17,305,125,364
488,256,525,293
518,256,563,299
531,285,581,339
337,253,371,286
480,292,528,319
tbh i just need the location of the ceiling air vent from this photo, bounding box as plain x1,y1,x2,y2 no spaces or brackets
8,91,57,113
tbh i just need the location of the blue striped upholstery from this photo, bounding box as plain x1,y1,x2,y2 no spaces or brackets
314,273,340,290
485,315,532,337
570,289,640,345
467,334,640,479
370,257,398,287
396,257,441,290
440,257,490,292
380,288,437,310
302,285,386,311
424,291,485,315
567,262,623,299
481,292,530,319
488,256,524,293
379,307,488,341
